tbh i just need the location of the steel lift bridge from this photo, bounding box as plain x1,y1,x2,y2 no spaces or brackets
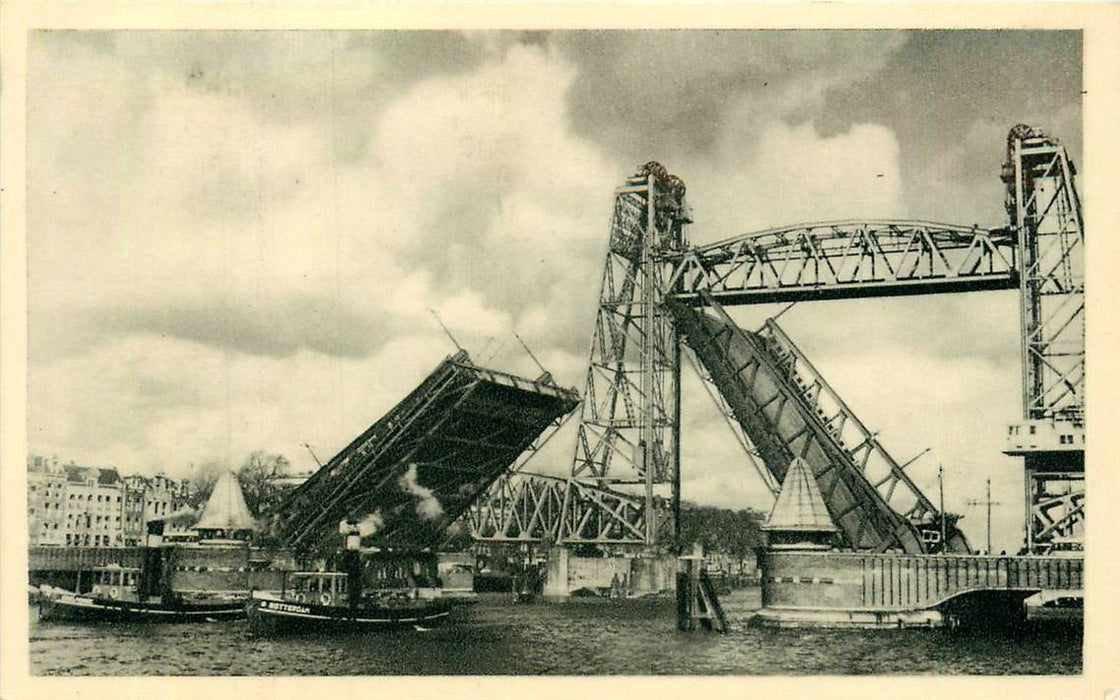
468,125,1083,557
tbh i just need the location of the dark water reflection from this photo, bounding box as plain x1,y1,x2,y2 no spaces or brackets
29,589,1081,676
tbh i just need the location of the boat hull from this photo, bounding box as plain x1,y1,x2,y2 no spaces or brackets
246,595,454,635
39,593,245,623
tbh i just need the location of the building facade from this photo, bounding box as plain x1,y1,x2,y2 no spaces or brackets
27,455,67,546
28,455,192,547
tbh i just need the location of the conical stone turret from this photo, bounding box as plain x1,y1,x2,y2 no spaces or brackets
194,470,256,542
762,457,838,550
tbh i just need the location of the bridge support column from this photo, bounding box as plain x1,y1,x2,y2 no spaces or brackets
542,547,570,598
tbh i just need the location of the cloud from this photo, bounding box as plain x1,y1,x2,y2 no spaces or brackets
683,119,906,239
26,31,1076,554
555,30,908,164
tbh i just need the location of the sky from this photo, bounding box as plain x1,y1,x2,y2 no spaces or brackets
26,30,1082,553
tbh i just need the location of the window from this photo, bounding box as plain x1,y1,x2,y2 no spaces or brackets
1029,425,1037,435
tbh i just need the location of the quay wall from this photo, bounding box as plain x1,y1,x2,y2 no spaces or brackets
31,546,468,595
29,545,295,594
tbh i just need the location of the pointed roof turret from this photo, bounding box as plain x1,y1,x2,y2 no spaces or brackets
195,470,256,532
763,457,838,533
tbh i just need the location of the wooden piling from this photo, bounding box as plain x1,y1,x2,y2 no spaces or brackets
676,543,728,633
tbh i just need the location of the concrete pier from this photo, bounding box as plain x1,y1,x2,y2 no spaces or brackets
542,548,677,598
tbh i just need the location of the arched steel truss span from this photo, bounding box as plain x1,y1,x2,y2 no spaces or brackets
667,220,1017,306
466,472,666,545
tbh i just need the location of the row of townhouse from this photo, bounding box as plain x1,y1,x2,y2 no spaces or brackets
27,454,191,547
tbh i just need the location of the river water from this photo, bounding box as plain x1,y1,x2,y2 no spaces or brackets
28,590,1081,676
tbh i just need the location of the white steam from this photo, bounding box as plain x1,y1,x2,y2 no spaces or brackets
399,464,444,520
339,510,384,537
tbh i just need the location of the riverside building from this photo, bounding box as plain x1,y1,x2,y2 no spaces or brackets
27,455,190,547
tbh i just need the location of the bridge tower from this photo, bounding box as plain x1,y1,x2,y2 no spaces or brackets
569,162,690,548
1001,124,1085,554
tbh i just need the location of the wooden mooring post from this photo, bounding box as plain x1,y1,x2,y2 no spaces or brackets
676,543,729,633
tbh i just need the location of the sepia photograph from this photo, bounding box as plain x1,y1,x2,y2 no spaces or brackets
2,6,1118,694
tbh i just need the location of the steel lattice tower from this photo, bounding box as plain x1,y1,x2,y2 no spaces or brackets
569,163,690,547
1001,124,1085,554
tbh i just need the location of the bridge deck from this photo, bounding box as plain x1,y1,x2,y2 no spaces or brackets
668,299,933,554
274,351,580,553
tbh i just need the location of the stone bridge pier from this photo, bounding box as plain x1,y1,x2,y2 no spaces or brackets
752,550,1083,629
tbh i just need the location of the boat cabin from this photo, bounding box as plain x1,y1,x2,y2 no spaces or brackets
90,565,141,603
282,572,349,606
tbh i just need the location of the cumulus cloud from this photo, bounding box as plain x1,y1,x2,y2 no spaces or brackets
683,119,906,240
555,30,908,163
26,31,1078,553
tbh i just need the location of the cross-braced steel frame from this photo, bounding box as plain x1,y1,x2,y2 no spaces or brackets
1002,124,1085,553
668,220,1017,306
567,163,689,547
470,124,1082,556
465,473,670,545
668,293,969,554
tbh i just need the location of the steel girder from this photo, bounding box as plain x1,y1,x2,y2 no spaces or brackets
756,317,971,554
1028,473,1085,543
668,293,963,554
666,220,1017,306
466,472,672,545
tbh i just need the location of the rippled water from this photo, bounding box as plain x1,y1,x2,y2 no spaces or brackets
29,590,1081,676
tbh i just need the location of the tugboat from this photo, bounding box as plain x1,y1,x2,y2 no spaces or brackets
246,570,454,634
39,471,260,624
38,563,244,622
246,529,456,635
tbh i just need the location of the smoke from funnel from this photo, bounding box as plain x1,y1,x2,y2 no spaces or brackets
340,510,384,537
399,464,444,520
358,510,384,536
